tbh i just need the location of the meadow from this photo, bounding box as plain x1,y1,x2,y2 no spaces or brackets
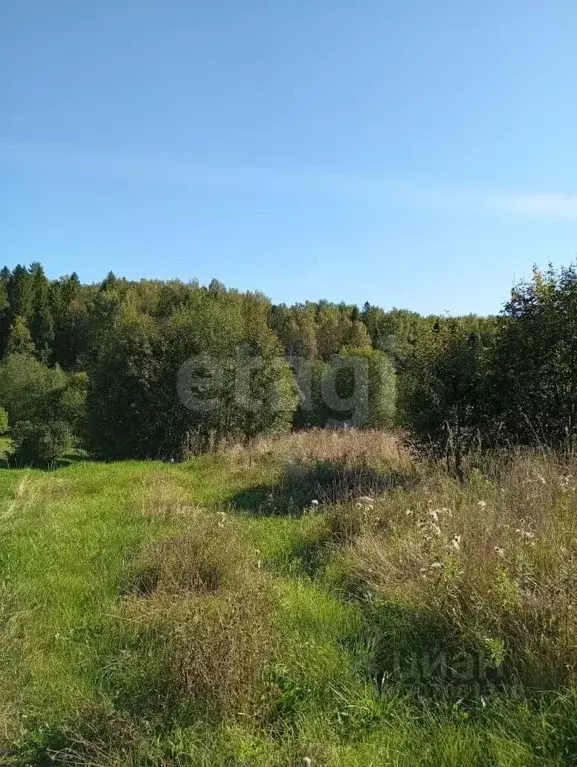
1,430,577,765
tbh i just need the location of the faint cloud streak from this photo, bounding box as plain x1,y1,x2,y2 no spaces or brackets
1,137,577,221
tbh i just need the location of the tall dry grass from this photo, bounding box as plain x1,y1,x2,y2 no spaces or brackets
109,479,275,725
336,451,577,687
248,428,409,467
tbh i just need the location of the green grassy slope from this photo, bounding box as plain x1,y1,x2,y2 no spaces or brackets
1,437,577,765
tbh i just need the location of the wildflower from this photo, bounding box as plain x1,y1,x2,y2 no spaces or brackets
478,500,487,509
310,499,319,507
450,535,461,552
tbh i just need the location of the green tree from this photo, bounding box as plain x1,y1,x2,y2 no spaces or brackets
86,293,297,459
6,316,36,357
398,316,496,468
7,265,34,321
30,263,55,360
332,348,396,428
489,264,577,446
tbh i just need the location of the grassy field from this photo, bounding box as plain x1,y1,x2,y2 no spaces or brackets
2,430,577,765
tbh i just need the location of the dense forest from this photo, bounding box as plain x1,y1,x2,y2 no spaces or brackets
0,261,575,464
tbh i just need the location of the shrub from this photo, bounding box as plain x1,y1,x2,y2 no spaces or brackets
10,420,71,466
0,406,8,434
0,355,86,458
0,353,67,426
336,347,396,428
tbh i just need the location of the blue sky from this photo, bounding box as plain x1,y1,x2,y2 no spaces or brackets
1,0,576,315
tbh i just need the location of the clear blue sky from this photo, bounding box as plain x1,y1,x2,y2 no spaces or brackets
1,0,576,315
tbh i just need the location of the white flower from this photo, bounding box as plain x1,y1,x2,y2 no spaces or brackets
358,496,375,505
494,546,505,558
310,499,319,507
477,500,487,509
450,535,461,552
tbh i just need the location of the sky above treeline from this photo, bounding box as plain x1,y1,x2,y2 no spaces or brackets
1,0,576,316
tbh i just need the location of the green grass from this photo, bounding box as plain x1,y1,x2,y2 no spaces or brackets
2,442,577,765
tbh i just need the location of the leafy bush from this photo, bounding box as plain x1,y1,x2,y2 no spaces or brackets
10,420,71,466
0,406,8,434
336,347,397,428
293,350,396,430
0,353,67,426
86,298,298,459
0,354,86,458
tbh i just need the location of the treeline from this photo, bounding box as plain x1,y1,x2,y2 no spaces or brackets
0,261,575,463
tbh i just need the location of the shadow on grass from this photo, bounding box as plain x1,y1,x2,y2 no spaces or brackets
0,449,94,472
231,459,419,515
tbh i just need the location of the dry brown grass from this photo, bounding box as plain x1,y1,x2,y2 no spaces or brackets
130,511,254,595
113,489,275,724
341,452,577,686
224,429,418,514
248,428,410,467
139,473,196,519
118,585,274,720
